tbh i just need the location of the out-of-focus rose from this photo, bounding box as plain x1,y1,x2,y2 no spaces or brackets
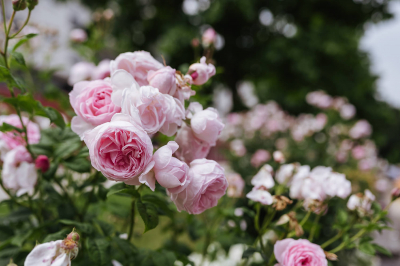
110,51,163,86
153,141,189,194
251,164,275,189
246,187,273,205
2,146,37,196
202,27,217,47
275,164,296,184
69,28,87,43
347,189,375,216
35,155,50,173
70,79,121,139
274,238,328,266
84,114,154,189
351,145,365,160
0,114,40,150
322,172,351,199
226,173,245,198
306,91,332,110
147,66,177,96
230,139,246,157
250,149,270,168
349,120,372,139
273,151,285,163
175,123,211,164
188,56,216,86
170,159,228,214
111,70,184,136
92,59,111,80
187,102,224,146
340,103,356,120
68,62,96,86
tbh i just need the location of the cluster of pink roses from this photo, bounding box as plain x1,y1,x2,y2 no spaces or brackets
69,51,227,214
0,115,44,196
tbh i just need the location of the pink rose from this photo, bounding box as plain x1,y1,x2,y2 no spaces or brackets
83,114,154,188
170,159,228,214
175,123,211,164
340,103,356,120
0,114,40,150
35,155,50,173
187,102,224,146
147,66,177,96
188,56,216,85
110,51,163,86
230,139,246,157
226,173,244,198
69,28,87,43
349,120,372,139
153,141,189,194
251,149,271,168
202,27,217,47
274,238,327,266
251,164,275,189
70,79,121,138
111,70,184,136
2,146,37,196
68,61,96,86
92,59,111,80
246,187,273,205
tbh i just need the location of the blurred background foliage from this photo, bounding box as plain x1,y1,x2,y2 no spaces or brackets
59,0,400,163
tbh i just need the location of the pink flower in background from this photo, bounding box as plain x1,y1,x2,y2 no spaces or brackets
68,62,96,86
188,56,216,85
188,102,224,146
347,189,375,216
35,155,50,173
246,187,273,205
275,164,297,184
0,114,40,150
202,27,217,47
2,146,37,196
251,164,275,189
323,172,351,199
175,124,211,163
110,51,164,86
349,120,372,139
69,79,121,138
274,238,327,266
84,114,154,188
226,173,245,198
92,59,111,80
153,141,189,194
340,103,356,120
230,139,246,156
352,145,366,160
306,91,332,109
251,149,270,168
170,159,228,214
273,151,285,163
147,66,177,96
69,28,87,43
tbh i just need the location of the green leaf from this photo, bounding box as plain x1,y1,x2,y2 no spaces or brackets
0,65,25,91
359,242,375,255
13,33,38,51
54,139,82,159
30,143,53,157
58,220,94,234
337,209,348,225
112,237,137,257
152,250,176,266
95,220,114,236
136,198,159,233
242,247,258,259
141,194,174,218
106,183,139,198
10,230,33,247
0,122,24,133
85,238,110,266
10,51,26,67
372,244,392,256
63,157,91,173
42,228,71,243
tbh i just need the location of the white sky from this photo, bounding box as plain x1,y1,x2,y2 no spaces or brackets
361,1,400,108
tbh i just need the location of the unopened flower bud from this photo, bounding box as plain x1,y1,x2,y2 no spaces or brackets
67,230,80,242
324,251,338,261
273,151,285,163
7,259,18,266
392,187,400,200
26,0,38,10
35,155,49,173
12,0,26,11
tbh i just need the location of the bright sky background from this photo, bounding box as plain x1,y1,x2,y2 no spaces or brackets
361,1,400,108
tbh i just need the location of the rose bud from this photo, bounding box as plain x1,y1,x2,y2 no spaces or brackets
187,56,216,85
324,251,338,261
35,155,50,173
7,259,18,266
202,27,217,47
26,0,38,10
12,0,26,11
66,229,80,242
391,187,400,200
147,66,177,96
273,150,285,163
70,28,87,43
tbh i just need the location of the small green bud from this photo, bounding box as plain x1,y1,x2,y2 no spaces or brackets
12,0,26,11
7,259,18,266
26,0,38,10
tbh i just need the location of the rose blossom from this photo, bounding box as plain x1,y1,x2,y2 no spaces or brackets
230,139,246,156
349,120,372,139
246,187,273,205
226,173,245,198
187,102,224,146
340,103,356,120
111,70,185,136
347,189,375,216
0,114,40,150
322,172,351,199
188,56,216,86
274,238,328,266
170,159,228,214
68,61,96,86
251,164,275,189
153,141,189,194
69,79,121,139
92,59,111,80
110,51,163,86
2,146,37,196
147,66,177,96
202,27,217,47
83,113,154,189
70,28,87,43
35,155,50,173
251,149,270,168
175,123,211,164
275,164,296,184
